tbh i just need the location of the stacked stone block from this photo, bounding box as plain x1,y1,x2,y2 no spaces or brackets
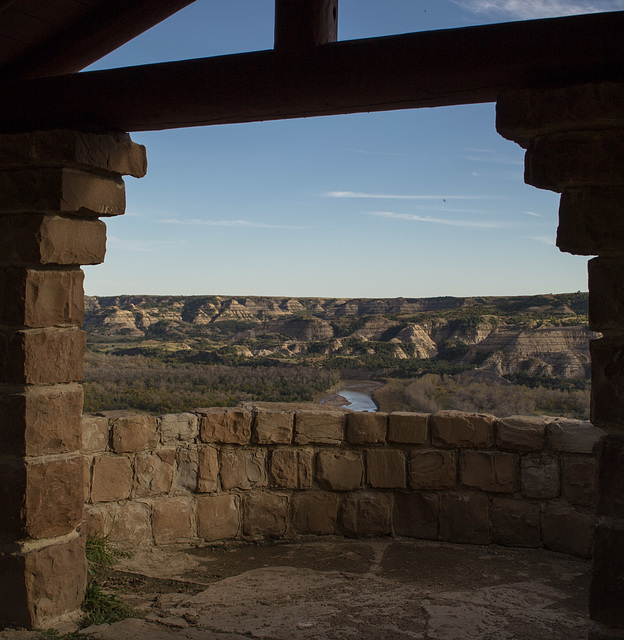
497,83,624,639
0,131,146,628
82,407,600,558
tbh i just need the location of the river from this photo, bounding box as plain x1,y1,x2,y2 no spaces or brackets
319,380,382,412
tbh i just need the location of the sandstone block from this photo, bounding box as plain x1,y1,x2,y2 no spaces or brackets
270,448,313,489
595,435,624,518
439,492,490,544
82,454,92,503
242,492,288,538
542,503,595,557
562,454,596,506
152,497,195,545
346,412,387,444
1,384,83,456
0,215,107,266
199,407,252,444
0,534,87,628
0,456,84,541
393,492,439,539
491,497,540,548
159,412,199,444
291,491,340,535
295,410,344,445
80,502,119,538
134,450,175,497
388,412,429,444
173,446,199,493
549,418,606,453
110,414,159,453
197,495,240,541
589,257,624,332
367,449,406,488
81,414,110,453
21,456,84,540
0,130,147,177
340,493,393,537
253,408,293,444
431,411,495,448
220,449,268,490
590,522,624,626
0,267,84,327
107,501,152,547
0,327,85,384
496,84,624,148
496,415,548,451
409,449,457,490
525,131,624,191
0,167,125,215
521,453,560,499
316,450,363,491
557,187,624,255
198,445,219,493
591,338,624,431
90,454,133,502
460,450,518,493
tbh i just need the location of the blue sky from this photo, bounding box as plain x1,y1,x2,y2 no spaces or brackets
83,0,624,298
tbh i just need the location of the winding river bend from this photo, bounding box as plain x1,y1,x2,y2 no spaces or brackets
319,380,382,412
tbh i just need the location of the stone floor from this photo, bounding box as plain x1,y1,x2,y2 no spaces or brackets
1,538,592,640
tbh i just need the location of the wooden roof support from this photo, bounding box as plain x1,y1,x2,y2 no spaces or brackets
275,0,338,51
1,0,197,79
0,11,622,133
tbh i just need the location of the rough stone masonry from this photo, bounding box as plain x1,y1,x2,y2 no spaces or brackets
0,130,146,629
81,407,601,558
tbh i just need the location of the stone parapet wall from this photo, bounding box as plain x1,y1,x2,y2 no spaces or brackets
81,408,604,558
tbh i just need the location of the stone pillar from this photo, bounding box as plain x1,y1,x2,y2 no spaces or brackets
0,130,146,628
497,83,624,640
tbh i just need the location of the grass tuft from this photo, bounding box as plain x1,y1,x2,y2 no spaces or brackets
80,535,141,628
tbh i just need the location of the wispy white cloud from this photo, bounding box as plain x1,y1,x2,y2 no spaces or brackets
452,0,624,19
350,148,418,158
524,210,543,217
367,211,514,229
524,235,556,245
326,191,500,200
107,236,188,252
160,217,304,229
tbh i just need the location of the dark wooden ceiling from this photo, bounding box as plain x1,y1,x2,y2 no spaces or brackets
0,1,622,134
0,0,195,79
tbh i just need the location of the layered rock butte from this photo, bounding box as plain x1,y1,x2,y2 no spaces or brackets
84,293,594,379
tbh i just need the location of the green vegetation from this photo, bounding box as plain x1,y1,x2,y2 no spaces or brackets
372,372,589,419
81,536,139,628
83,352,339,413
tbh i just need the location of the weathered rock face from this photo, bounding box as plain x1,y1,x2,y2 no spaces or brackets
83,293,592,379
476,326,595,378
393,323,438,358
351,316,397,340
275,317,334,341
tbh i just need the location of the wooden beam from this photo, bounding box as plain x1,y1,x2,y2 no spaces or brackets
275,0,338,51
0,1,17,13
0,11,622,133
1,0,197,79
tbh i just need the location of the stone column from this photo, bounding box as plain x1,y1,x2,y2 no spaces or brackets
0,130,146,628
497,83,624,640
